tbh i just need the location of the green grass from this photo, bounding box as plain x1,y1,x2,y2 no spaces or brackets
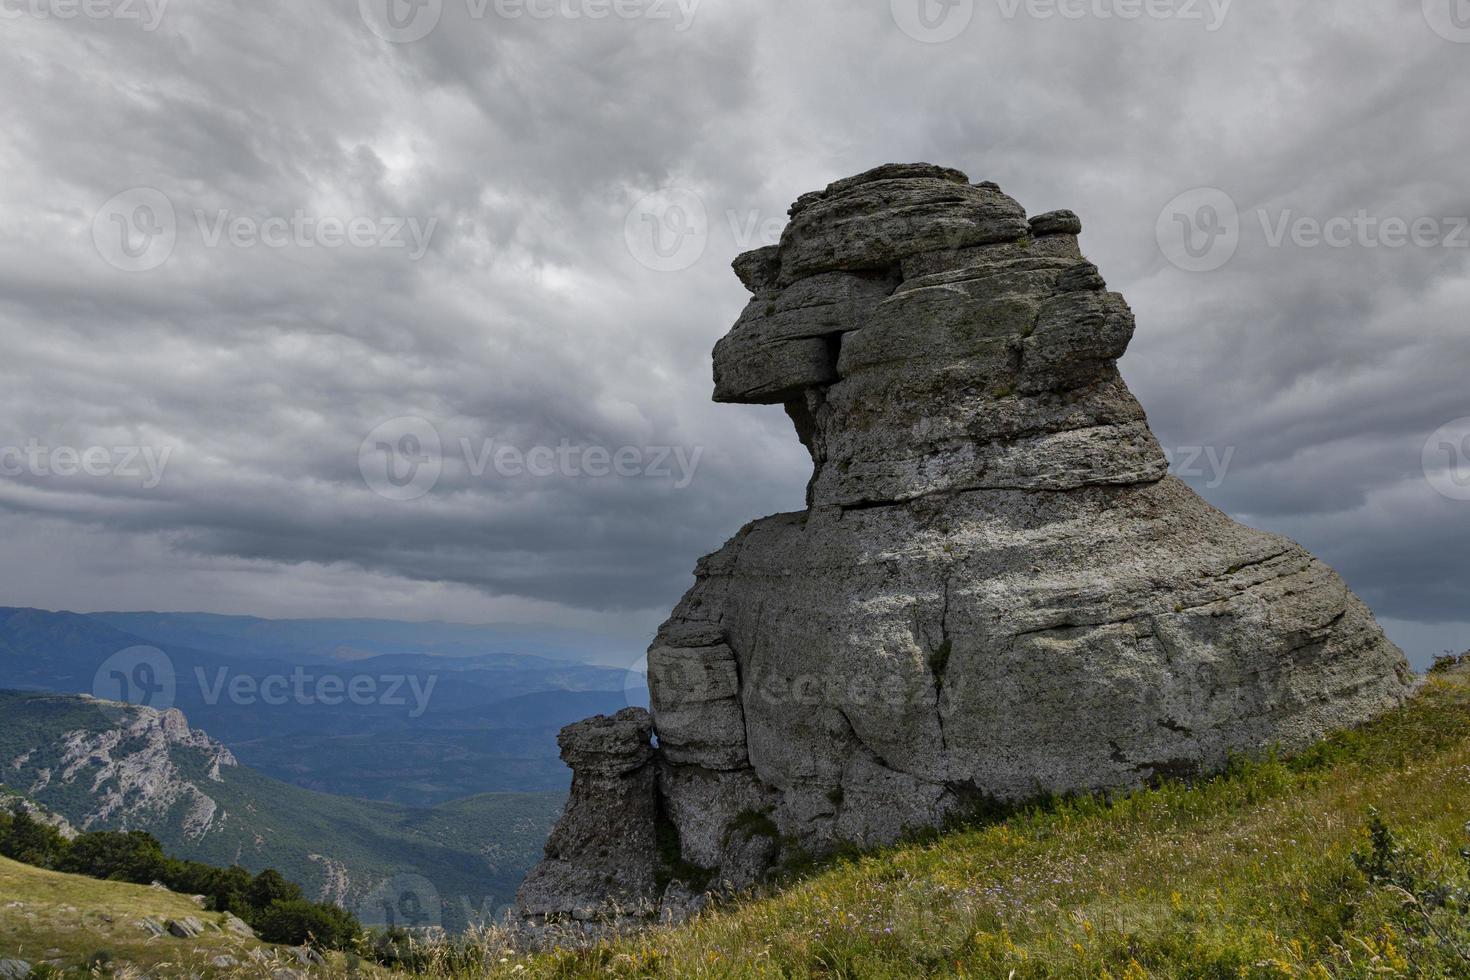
410,672,1470,978
0,855,264,974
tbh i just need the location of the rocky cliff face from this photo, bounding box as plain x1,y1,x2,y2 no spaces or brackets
514,163,1415,927
11,699,238,839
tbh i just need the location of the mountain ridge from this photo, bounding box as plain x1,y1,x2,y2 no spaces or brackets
0,690,562,932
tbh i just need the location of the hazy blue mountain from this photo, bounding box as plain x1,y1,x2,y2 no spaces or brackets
91,610,639,667
0,607,642,803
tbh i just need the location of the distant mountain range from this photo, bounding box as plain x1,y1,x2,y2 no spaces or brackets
0,607,647,804
0,691,563,932
88,610,639,667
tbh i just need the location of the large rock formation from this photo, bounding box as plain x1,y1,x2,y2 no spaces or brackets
514,163,1414,927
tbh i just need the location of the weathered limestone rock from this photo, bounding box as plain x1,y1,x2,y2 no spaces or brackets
713,272,895,404
165,916,204,938
516,163,1414,927
513,708,661,924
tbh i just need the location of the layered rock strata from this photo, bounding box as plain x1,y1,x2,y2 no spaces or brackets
514,163,1414,927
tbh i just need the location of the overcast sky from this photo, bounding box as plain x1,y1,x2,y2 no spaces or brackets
0,0,1466,668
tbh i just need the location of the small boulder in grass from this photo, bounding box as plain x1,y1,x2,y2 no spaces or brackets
165,915,205,938
292,946,327,967
0,960,32,980
222,912,255,937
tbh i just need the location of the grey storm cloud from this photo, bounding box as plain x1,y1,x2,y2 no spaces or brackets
0,0,1467,664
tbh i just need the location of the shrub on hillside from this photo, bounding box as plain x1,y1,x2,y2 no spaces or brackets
0,810,69,868
161,858,254,912
59,830,167,882
246,867,305,909
1430,650,1470,675
253,897,362,949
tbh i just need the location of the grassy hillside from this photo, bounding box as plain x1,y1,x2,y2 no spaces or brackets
0,856,273,975
8,672,1470,977
0,692,563,933
422,671,1470,978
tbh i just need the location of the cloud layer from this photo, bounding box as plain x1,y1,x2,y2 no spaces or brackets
1,0,1467,666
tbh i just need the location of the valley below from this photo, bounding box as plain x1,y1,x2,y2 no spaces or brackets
0,607,647,930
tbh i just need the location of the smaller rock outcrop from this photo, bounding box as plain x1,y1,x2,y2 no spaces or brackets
514,709,663,925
